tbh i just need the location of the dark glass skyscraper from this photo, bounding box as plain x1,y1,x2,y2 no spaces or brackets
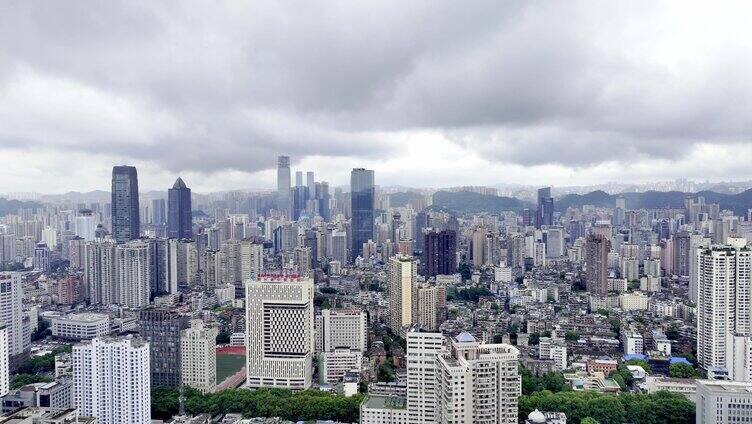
423,229,457,276
350,168,375,262
536,186,554,228
111,165,140,243
167,177,192,239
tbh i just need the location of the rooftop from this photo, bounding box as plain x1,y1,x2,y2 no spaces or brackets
363,396,406,410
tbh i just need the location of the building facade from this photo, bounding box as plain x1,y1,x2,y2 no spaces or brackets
111,165,140,243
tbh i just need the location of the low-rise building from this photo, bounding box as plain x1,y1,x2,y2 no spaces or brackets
51,313,110,340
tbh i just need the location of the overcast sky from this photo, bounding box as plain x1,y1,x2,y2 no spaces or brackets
1,1,751,193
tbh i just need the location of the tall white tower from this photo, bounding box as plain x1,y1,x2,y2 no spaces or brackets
73,336,151,424
389,255,417,332
115,240,151,308
697,242,752,374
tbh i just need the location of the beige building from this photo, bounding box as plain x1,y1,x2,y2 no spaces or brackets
389,255,416,332
180,319,218,394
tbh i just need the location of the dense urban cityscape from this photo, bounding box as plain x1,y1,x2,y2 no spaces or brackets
1,158,752,424
4,2,752,423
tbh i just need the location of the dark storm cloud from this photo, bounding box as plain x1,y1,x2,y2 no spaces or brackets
0,0,750,175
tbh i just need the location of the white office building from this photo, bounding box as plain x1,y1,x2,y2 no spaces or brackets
696,380,752,423
73,336,150,424
315,309,367,353
319,348,363,384
0,272,28,359
51,313,110,340
181,319,218,394
245,274,314,389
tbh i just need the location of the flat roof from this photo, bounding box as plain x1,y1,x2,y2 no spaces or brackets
363,396,406,410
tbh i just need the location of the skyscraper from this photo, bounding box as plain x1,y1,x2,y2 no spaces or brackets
350,168,375,262
697,242,752,374
139,308,189,388
111,166,140,243
423,229,457,276
277,156,291,218
151,198,166,227
245,274,314,389
389,255,416,332
673,231,691,277
73,336,151,424
115,240,151,308
585,234,610,295
306,171,315,198
536,186,554,229
167,177,192,240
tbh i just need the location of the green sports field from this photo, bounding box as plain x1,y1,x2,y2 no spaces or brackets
216,354,246,383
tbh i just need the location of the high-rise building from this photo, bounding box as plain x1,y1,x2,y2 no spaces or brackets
536,187,554,229
180,319,218,394
350,168,375,262
73,336,150,424
585,234,611,295
436,332,521,424
673,231,691,277
33,242,50,272
0,327,8,397
111,166,140,243
389,255,416,332
423,229,457,276
84,241,117,304
0,273,28,364
167,177,192,240
306,171,315,198
277,156,291,218
406,331,444,424
697,242,752,374
245,274,314,389
139,308,189,388
331,230,347,265
413,284,446,332
115,240,151,308
151,198,166,227
74,209,97,242
315,309,367,353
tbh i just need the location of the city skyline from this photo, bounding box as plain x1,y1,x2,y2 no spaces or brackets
2,3,752,193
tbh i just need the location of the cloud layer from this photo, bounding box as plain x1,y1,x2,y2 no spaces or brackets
1,1,751,192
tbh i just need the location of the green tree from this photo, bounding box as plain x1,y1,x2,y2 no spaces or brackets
669,362,699,378
581,418,599,424
565,331,579,341
11,373,53,389
528,332,541,345
624,359,652,374
542,372,568,392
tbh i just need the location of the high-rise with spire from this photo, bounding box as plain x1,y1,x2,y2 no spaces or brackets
111,165,140,243
168,177,192,239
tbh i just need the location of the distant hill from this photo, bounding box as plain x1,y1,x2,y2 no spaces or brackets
388,191,425,208
432,190,532,213
0,198,43,216
556,188,752,215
